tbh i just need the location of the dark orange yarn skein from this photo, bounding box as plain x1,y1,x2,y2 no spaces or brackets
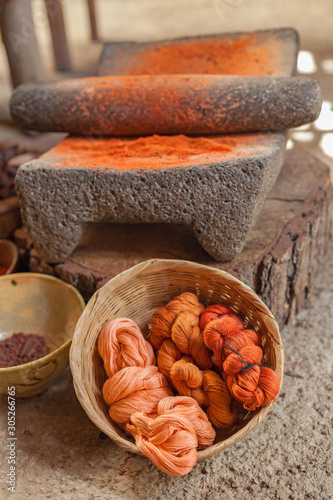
149,292,204,350
170,358,237,428
170,358,209,407
203,316,240,371
221,329,262,361
199,304,245,331
171,311,212,370
223,345,280,411
157,338,182,389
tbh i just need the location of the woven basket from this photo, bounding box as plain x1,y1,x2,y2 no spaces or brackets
70,259,284,460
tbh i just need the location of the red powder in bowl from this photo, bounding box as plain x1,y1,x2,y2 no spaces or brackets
0,333,49,368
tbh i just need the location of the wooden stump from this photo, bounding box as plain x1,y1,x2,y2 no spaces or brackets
15,148,332,327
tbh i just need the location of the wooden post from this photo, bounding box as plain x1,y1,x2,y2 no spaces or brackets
0,0,45,87
44,0,71,71
87,0,98,41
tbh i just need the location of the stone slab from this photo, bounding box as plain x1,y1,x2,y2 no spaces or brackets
15,132,286,263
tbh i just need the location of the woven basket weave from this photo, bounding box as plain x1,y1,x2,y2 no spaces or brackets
70,259,284,460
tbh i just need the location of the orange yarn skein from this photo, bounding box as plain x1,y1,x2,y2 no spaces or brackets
102,365,173,425
202,370,237,428
223,345,280,411
157,339,182,388
171,311,212,370
98,318,155,378
126,411,198,476
149,292,204,350
203,316,240,371
199,304,244,331
170,358,209,407
170,358,237,428
222,329,262,361
199,304,233,330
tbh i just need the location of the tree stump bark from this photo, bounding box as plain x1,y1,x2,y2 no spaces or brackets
15,148,333,327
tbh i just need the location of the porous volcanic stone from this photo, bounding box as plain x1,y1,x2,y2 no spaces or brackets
10,75,321,135
15,132,286,263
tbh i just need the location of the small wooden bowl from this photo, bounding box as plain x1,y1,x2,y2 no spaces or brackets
70,259,284,460
0,239,19,275
0,273,85,397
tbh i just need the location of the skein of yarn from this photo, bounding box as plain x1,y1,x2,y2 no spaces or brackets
103,365,173,425
98,317,155,377
126,411,198,476
156,396,216,449
149,292,204,350
199,305,244,331
171,311,212,370
223,345,279,410
126,395,216,476
157,339,182,388
170,358,237,428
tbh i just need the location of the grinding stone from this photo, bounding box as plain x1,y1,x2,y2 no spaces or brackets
15,28,298,263
15,132,286,263
10,75,321,135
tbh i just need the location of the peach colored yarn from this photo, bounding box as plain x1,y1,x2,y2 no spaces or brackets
156,396,215,449
126,411,198,476
149,292,204,350
98,318,155,378
171,311,212,370
102,365,173,425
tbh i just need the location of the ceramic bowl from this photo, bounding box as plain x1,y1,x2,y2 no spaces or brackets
0,273,85,397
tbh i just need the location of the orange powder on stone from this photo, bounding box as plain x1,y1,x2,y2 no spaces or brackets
50,134,237,171
110,34,282,77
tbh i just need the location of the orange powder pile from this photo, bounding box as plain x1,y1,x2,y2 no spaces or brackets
109,34,282,77
97,293,280,476
50,134,238,171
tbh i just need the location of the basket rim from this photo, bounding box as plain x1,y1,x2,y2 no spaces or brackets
70,258,284,461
